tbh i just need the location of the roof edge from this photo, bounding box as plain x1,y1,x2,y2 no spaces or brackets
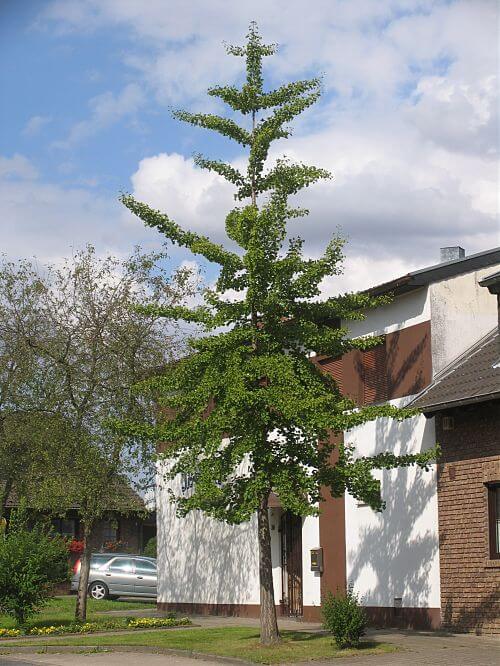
364,247,500,298
479,269,500,294
419,391,500,414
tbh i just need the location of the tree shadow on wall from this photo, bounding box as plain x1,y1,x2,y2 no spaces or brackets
157,503,261,614
347,416,439,627
386,329,430,397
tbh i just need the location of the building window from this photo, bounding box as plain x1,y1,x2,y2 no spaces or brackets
52,518,76,538
488,484,500,559
102,520,119,543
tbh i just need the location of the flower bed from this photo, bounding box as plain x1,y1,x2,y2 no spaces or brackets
28,622,111,636
0,628,21,638
0,616,192,639
127,617,191,629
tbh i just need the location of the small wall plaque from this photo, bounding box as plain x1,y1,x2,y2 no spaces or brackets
310,548,323,573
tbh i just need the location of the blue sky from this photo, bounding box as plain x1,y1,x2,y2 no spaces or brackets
1,0,498,292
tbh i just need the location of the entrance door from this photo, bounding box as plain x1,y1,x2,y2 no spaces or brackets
280,512,303,617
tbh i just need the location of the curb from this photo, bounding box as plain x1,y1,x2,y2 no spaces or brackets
0,644,253,664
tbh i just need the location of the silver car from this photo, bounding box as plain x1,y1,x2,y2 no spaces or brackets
71,553,157,600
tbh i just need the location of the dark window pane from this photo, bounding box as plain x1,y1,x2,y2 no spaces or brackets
102,521,118,542
488,484,500,559
495,487,500,555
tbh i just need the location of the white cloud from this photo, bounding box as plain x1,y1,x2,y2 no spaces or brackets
128,103,498,281
130,152,235,238
0,154,38,180
0,156,155,263
27,0,500,291
54,83,145,149
320,255,421,296
38,1,496,104
406,75,497,157
22,115,53,136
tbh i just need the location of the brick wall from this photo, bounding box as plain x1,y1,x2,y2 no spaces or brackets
436,401,500,634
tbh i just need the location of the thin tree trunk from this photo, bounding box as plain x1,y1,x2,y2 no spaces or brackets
0,477,13,522
257,495,280,645
75,523,92,622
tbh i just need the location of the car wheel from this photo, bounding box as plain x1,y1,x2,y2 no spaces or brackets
89,581,109,600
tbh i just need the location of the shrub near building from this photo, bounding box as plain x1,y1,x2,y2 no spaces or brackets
0,508,69,626
322,586,367,649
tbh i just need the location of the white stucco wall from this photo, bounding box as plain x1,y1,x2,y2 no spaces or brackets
344,397,440,609
345,287,430,338
156,473,261,606
301,515,322,608
429,265,500,375
156,477,322,608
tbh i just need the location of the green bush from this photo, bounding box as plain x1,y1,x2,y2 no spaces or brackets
143,535,156,558
0,508,69,626
321,585,367,649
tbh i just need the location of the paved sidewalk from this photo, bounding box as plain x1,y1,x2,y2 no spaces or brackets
335,629,498,665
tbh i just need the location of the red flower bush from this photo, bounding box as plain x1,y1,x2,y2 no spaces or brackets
68,539,85,554
103,540,127,552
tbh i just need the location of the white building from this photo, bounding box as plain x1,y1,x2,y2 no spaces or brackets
156,246,500,628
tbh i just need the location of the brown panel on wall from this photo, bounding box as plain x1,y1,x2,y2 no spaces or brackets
364,606,441,630
341,349,363,404
317,356,343,393
362,344,388,404
318,431,346,600
328,321,432,405
385,320,432,400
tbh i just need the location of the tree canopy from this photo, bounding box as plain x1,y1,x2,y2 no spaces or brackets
119,23,437,644
0,246,197,621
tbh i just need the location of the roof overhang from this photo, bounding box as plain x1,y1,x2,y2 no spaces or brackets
365,247,500,299
419,390,500,415
479,270,500,295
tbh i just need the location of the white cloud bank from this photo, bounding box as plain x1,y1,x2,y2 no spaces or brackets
0,155,155,263
10,0,498,292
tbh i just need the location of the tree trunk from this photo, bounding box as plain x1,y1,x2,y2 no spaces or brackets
257,495,280,645
75,523,92,622
0,477,13,522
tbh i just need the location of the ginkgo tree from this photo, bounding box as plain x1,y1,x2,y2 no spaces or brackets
119,23,436,645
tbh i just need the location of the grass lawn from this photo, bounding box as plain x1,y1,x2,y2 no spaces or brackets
5,626,398,663
0,595,154,631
